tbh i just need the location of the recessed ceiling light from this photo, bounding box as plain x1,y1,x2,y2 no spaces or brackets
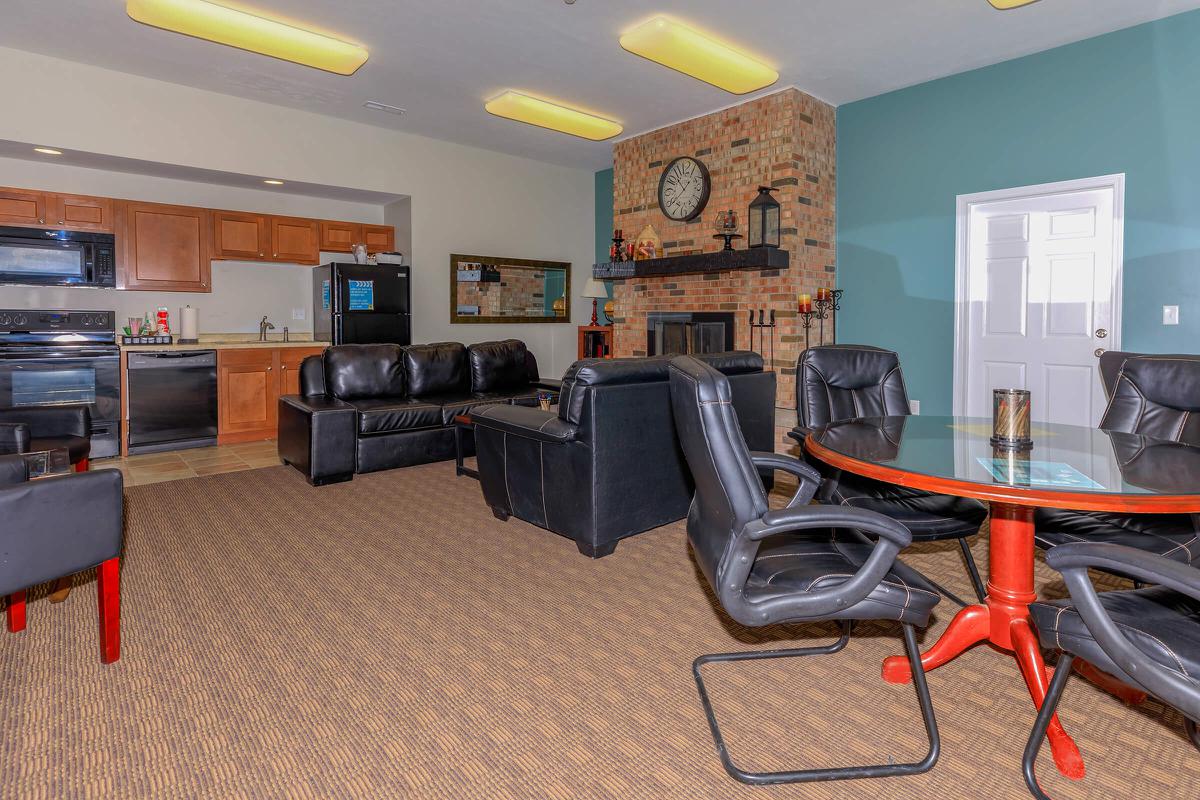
484,91,622,141
263,179,285,185
987,0,1040,7
364,100,406,115
619,17,778,94
126,0,369,75
34,147,63,155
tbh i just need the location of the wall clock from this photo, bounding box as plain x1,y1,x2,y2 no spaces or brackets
657,156,711,222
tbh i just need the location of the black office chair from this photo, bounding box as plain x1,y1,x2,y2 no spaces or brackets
1034,354,1200,565
668,355,940,785
1024,543,1200,799
790,345,988,604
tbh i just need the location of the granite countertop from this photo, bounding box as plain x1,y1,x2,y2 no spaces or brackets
119,334,328,352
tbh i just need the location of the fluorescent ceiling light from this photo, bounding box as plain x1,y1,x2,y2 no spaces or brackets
126,0,368,75
34,147,63,155
263,179,284,185
619,17,778,94
364,101,406,115
987,0,1040,7
484,91,622,141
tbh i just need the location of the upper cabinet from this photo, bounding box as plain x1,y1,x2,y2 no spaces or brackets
318,220,361,252
0,188,113,231
116,201,212,292
363,224,395,253
269,216,320,264
213,210,269,260
0,188,50,227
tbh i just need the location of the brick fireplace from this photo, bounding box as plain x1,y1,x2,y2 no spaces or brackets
609,88,837,449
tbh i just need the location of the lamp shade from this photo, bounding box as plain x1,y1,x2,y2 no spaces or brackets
582,278,608,299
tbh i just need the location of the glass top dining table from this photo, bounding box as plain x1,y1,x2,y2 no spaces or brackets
802,415,1200,781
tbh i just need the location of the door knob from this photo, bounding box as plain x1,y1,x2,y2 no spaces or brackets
1094,348,1106,358
1095,328,1108,338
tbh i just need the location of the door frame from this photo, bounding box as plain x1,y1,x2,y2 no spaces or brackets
952,173,1126,417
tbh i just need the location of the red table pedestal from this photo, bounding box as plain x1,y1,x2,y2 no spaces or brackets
880,503,1086,780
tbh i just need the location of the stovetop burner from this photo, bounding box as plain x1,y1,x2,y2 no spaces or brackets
0,309,116,350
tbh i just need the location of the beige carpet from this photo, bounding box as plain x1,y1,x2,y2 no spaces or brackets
1,462,1197,799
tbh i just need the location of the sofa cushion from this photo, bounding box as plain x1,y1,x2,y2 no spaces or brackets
404,343,469,397
468,339,530,393
324,344,406,401
350,397,442,434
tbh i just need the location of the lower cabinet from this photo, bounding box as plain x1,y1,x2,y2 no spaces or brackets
217,346,325,444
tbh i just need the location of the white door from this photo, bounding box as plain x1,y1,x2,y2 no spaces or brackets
954,175,1124,426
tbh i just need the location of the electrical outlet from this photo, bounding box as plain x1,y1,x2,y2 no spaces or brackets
292,307,306,321
1163,305,1180,325
909,400,920,415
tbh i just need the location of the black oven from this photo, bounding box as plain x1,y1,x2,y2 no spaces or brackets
0,226,116,288
0,310,121,458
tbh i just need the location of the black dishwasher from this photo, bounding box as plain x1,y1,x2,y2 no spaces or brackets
127,350,218,454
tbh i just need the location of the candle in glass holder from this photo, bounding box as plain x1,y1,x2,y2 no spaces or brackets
798,293,812,313
816,287,831,301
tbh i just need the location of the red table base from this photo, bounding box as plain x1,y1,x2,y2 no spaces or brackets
881,503,1086,780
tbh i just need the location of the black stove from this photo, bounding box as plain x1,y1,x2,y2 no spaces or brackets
0,309,120,458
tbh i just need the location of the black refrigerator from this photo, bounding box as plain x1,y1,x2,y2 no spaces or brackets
313,262,411,345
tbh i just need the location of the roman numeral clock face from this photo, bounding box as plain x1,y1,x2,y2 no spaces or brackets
658,157,711,222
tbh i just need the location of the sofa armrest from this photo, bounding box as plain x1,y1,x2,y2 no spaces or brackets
278,394,357,486
532,378,563,392
0,423,31,453
0,453,29,486
0,406,90,439
470,404,577,444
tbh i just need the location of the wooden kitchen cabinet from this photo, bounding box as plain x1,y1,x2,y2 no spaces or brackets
362,224,395,253
213,210,269,260
217,346,326,444
116,201,212,292
318,220,362,253
48,193,114,232
0,187,51,227
269,216,320,264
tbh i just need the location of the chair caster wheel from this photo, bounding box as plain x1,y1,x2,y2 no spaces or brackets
492,508,510,521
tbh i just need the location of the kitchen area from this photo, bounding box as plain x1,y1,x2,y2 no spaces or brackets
0,176,411,482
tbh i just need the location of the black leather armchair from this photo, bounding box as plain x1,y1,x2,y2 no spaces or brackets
668,355,939,785
1024,543,1200,798
1035,353,1200,565
790,345,988,603
0,405,92,469
0,454,123,663
471,352,776,558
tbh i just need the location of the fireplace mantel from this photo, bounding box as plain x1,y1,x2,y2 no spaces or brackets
593,247,789,280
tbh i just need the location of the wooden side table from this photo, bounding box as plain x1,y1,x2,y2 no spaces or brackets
578,326,613,360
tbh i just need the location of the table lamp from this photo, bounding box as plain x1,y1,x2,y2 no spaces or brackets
582,278,609,326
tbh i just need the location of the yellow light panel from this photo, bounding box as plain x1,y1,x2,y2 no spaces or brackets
126,0,368,75
619,17,778,94
987,0,1040,8
484,92,622,141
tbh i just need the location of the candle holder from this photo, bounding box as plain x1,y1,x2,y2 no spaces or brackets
799,306,816,350
991,389,1033,450
713,232,743,251
830,289,844,344
814,297,831,346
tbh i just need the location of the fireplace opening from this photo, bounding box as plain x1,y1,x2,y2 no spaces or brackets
647,312,736,356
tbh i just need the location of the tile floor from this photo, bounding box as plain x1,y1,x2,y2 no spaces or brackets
91,439,282,486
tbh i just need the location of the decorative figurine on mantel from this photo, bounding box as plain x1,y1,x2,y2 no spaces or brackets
635,224,663,260
712,209,743,251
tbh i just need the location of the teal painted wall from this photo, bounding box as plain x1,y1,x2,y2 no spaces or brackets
594,168,614,322
837,11,1200,414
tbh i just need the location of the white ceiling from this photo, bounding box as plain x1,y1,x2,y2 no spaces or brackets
3,0,1198,170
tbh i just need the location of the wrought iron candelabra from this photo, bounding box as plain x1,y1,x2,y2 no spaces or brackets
800,289,844,351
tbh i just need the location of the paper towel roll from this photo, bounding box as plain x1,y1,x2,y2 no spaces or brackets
179,305,199,342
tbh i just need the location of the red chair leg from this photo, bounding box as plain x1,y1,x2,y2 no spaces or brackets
96,558,120,664
75,458,89,472
6,590,27,633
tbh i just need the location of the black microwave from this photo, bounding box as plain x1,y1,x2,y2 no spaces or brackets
0,226,116,288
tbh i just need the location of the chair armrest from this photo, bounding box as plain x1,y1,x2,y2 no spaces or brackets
735,504,913,620
1046,543,1200,718
532,379,563,392
470,404,577,444
0,422,30,452
0,453,29,485
279,393,356,414
0,405,91,438
749,451,820,507
786,426,816,446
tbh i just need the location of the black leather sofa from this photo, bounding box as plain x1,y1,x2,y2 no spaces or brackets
278,339,557,485
470,352,776,557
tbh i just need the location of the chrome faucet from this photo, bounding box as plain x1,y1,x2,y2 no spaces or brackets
259,316,276,342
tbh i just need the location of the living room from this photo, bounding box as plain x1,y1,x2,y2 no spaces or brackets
3,2,1199,798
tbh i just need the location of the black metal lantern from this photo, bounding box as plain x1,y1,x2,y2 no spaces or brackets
747,185,780,249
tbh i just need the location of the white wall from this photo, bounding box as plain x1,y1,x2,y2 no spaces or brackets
0,47,595,376
0,155,383,334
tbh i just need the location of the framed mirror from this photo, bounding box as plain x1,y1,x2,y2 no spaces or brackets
450,253,571,324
